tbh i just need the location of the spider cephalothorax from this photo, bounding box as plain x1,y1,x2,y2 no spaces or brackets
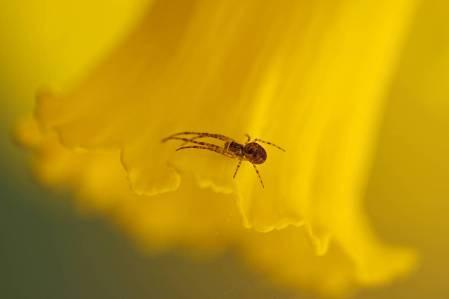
162,132,285,188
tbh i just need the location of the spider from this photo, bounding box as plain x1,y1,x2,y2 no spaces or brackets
162,131,285,188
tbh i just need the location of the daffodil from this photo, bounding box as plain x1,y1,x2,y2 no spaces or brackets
16,0,422,297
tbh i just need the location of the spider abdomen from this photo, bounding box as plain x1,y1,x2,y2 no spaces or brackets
244,142,267,164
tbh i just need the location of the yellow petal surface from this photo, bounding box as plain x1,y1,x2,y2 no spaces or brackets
16,0,421,296
16,118,243,252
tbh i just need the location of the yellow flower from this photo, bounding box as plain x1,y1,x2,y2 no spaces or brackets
15,0,424,297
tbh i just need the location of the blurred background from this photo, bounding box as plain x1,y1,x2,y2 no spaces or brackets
1,0,449,298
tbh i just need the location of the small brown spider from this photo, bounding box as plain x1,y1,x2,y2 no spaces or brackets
162,131,285,188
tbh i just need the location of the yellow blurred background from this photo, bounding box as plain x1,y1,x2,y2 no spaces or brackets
1,0,449,298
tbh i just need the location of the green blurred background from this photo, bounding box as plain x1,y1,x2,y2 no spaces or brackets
1,0,449,298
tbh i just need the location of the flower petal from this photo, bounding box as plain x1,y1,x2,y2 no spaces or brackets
18,0,421,296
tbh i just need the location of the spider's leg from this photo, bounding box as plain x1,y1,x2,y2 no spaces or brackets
163,137,221,149
176,145,234,158
178,133,236,146
233,159,243,179
162,132,200,142
244,134,251,144
162,132,235,143
251,164,264,188
189,132,235,142
179,135,203,146
253,138,286,152
166,134,215,147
